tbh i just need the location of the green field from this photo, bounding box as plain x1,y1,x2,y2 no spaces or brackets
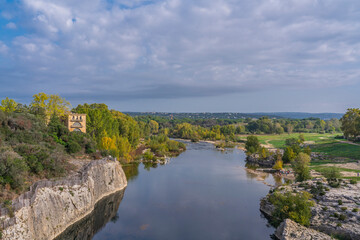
238,133,339,148
311,166,360,173
311,142,360,160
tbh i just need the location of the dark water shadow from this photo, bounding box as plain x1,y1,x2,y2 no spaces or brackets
54,189,125,240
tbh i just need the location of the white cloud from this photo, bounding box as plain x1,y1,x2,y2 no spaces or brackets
0,41,9,54
2,0,360,106
5,22,17,29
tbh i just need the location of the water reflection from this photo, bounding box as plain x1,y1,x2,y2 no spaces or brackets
59,141,283,240
54,190,125,240
122,162,140,182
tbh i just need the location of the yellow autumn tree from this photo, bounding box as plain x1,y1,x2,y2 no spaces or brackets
30,93,71,119
0,97,18,113
273,149,283,170
149,120,159,134
116,136,132,162
100,136,117,151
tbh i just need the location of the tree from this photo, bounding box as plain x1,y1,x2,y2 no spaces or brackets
30,92,49,116
245,136,261,155
292,153,311,182
282,147,295,163
30,93,71,119
47,94,71,117
149,120,159,134
273,150,283,170
286,124,294,134
0,97,18,113
341,108,360,139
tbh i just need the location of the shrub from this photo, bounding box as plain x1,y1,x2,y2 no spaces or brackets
319,167,341,180
338,200,343,205
329,179,341,188
268,191,314,226
338,214,347,221
350,179,358,184
66,141,81,154
273,160,283,170
341,207,347,211
352,208,358,212
0,151,29,189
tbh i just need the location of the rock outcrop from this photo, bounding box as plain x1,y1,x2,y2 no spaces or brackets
0,159,127,240
275,219,333,240
261,179,360,240
246,154,275,168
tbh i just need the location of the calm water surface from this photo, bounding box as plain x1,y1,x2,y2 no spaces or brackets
61,141,280,240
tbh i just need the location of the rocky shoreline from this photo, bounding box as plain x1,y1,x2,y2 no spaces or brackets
260,179,360,240
0,158,127,240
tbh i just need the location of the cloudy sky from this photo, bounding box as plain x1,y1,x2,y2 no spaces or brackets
0,0,359,112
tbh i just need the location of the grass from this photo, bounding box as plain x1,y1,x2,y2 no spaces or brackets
310,160,356,166
343,177,360,181
310,166,360,181
311,166,360,173
311,142,360,160
238,133,339,148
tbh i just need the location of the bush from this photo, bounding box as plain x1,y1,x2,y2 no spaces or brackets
273,160,283,170
0,151,29,189
268,191,314,226
329,179,341,188
350,179,358,184
319,167,341,180
352,208,359,212
66,140,81,154
338,214,347,221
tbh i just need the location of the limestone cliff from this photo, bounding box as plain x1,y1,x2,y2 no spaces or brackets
275,219,334,240
0,159,127,240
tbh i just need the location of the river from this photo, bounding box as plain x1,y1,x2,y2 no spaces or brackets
58,141,281,240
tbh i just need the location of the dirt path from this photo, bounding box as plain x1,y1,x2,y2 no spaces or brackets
338,140,360,146
261,140,274,149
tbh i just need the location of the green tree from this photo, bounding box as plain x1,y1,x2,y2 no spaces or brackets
341,108,360,139
292,153,311,182
47,94,71,117
149,120,159,134
245,136,261,155
282,147,295,163
269,191,314,226
0,97,18,113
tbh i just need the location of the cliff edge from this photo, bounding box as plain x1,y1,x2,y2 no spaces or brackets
0,159,127,240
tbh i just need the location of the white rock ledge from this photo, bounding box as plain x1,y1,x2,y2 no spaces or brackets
0,159,127,240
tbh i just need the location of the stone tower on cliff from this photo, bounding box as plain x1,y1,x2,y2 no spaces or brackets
67,113,86,133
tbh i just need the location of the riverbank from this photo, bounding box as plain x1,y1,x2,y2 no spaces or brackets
261,179,360,239
0,158,127,240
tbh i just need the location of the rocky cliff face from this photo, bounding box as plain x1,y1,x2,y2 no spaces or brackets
0,159,127,240
275,219,333,240
54,190,125,240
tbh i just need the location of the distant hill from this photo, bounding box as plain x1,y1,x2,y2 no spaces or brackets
124,112,343,120
250,112,344,120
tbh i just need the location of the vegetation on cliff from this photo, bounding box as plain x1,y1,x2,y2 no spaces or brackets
0,107,95,200
268,190,314,226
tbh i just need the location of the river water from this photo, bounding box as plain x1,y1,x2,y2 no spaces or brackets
58,141,280,240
